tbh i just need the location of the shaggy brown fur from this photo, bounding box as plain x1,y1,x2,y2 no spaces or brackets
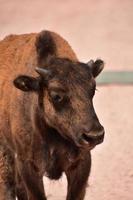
0,30,104,200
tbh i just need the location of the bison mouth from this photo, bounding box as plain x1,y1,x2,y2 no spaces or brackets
46,125,104,150
80,131,104,150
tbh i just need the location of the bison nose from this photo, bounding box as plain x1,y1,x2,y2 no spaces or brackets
82,127,105,145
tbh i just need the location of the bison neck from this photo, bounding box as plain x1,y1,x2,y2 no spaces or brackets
34,109,82,180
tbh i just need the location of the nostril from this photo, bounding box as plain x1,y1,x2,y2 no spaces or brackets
97,131,104,140
95,130,105,142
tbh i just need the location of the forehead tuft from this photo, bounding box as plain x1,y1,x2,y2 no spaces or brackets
46,57,92,82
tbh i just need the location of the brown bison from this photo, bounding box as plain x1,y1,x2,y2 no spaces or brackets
0,30,104,200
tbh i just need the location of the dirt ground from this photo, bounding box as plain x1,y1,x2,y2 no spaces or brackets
0,0,133,199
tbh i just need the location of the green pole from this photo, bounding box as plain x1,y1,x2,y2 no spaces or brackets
96,71,133,85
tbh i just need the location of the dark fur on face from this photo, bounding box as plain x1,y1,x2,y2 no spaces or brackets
38,58,96,143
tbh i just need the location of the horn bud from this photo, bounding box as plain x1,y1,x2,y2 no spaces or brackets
87,60,94,67
35,67,50,76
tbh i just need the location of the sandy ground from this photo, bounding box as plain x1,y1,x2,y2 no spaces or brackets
0,0,133,199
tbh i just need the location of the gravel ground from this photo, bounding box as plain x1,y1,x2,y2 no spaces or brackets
0,0,133,199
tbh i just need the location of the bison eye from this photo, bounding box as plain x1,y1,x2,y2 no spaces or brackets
50,91,64,103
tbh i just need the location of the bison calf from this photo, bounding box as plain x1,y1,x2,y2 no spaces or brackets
0,30,104,200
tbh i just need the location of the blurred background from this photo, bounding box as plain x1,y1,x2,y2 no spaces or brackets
0,0,133,199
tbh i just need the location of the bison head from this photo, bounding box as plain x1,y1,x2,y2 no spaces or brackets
13,31,105,150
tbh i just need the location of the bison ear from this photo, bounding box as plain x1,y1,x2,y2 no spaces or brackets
35,31,56,64
13,75,40,92
87,59,104,78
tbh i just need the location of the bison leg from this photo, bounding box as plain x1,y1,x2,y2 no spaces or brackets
15,171,28,200
0,142,16,200
17,160,47,200
65,153,91,200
